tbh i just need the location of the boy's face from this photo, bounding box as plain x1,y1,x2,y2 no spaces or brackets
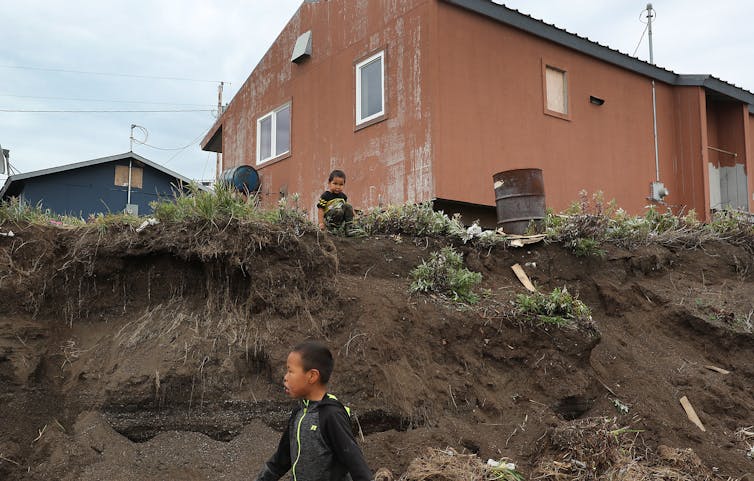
328,177,345,195
284,351,317,399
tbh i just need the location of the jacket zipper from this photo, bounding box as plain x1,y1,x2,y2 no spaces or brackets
292,400,309,481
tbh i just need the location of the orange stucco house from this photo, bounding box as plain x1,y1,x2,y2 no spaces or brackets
202,0,754,224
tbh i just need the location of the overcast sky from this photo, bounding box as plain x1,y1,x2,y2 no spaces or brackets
1,1,752,183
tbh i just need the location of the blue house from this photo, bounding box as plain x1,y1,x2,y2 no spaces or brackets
0,152,204,218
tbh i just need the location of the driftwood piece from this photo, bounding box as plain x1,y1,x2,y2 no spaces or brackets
511,264,536,292
679,396,706,432
704,365,730,375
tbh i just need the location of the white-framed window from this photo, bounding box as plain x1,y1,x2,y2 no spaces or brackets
256,102,291,164
355,51,385,125
545,66,568,115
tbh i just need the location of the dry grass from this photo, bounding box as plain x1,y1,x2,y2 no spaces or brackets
399,448,523,481
400,448,492,481
532,417,727,481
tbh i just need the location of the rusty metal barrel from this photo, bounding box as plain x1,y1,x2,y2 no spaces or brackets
493,168,545,235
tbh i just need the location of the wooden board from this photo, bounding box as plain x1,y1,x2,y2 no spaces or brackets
511,263,536,292
679,396,706,432
704,365,730,375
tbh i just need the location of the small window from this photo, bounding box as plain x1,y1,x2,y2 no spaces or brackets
356,51,385,125
545,66,568,115
257,103,291,164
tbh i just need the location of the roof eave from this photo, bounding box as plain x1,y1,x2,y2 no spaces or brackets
202,123,222,153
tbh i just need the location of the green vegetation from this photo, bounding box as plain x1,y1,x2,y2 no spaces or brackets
547,190,754,253
488,461,525,481
150,183,311,229
515,287,592,327
410,246,482,304
0,197,84,226
0,183,312,231
566,237,606,258
3,185,753,253
354,202,467,237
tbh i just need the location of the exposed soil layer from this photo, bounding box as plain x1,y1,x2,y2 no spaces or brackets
1,222,752,480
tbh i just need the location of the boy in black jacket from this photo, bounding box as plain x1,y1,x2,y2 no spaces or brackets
254,341,373,481
317,169,355,232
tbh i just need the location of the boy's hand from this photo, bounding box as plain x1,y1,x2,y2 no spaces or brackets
318,222,326,231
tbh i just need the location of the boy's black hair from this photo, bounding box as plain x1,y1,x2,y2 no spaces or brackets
293,340,334,384
328,169,346,182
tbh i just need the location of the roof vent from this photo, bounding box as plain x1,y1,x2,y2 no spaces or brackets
291,31,312,63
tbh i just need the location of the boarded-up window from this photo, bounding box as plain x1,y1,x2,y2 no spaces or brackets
114,165,143,189
545,66,568,115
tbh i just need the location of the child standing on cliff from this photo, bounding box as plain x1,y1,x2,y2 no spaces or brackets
253,341,373,481
317,170,355,232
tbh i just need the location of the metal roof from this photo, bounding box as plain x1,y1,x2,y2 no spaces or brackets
443,0,754,113
0,152,208,199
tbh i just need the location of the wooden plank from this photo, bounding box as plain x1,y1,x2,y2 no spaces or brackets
511,263,536,292
679,396,706,432
704,365,730,375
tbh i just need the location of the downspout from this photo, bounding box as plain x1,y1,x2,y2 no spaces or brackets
651,81,659,182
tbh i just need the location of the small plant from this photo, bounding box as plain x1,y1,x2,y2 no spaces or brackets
611,398,630,415
515,287,592,327
567,237,606,258
487,459,525,481
410,246,482,304
87,212,141,233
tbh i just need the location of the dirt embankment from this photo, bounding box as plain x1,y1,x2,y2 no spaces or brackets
1,222,752,480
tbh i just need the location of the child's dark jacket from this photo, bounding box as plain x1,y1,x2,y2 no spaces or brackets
317,191,348,213
254,393,372,481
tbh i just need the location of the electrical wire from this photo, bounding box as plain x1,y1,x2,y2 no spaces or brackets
0,108,215,113
163,127,215,164
0,64,226,84
632,23,649,57
0,92,215,108
131,125,207,151
6,161,21,175
135,139,203,151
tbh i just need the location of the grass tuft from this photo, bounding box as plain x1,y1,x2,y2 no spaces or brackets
515,287,592,328
410,246,482,304
354,202,467,237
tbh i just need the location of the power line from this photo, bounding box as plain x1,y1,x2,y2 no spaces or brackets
0,108,215,113
0,64,227,84
0,92,215,108
164,127,215,164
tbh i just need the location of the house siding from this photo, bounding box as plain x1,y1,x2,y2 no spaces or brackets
14,161,183,217
434,2,729,216
216,0,437,218
208,0,754,221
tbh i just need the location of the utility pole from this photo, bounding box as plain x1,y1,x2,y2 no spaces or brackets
216,81,224,181
647,3,659,183
645,3,668,202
